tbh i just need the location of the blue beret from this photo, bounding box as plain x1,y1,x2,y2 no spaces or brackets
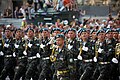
55,34,65,39
90,29,97,34
80,28,87,34
67,28,76,33
106,29,113,33
52,28,61,33
40,28,49,33
78,28,84,33
27,28,34,32
96,29,105,35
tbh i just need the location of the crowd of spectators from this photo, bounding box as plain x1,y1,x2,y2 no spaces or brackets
0,11,120,40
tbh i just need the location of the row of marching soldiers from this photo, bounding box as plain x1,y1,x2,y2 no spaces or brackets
0,26,119,80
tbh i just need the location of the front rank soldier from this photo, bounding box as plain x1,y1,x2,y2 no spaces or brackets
0,28,16,80
93,29,112,80
38,28,52,80
50,34,73,80
105,29,119,80
13,29,27,80
0,27,4,75
77,28,95,80
66,28,80,80
24,28,40,80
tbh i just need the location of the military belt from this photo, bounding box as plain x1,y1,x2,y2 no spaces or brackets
57,70,69,75
28,56,37,59
83,59,93,62
18,56,26,59
42,57,50,60
5,55,13,58
99,62,110,64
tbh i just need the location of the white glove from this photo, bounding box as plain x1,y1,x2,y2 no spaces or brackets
69,58,73,62
0,51,4,56
28,43,32,48
36,53,40,58
14,44,19,48
13,52,16,57
40,44,45,49
112,58,118,64
68,44,73,50
23,51,27,55
4,43,9,48
82,46,88,51
93,57,97,62
77,55,82,60
98,48,103,53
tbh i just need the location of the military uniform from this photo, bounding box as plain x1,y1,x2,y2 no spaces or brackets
93,30,112,80
0,37,16,80
0,39,4,76
66,28,80,80
105,29,119,80
13,38,27,80
38,28,52,80
24,29,40,80
78,29,95,80
50,34,73,80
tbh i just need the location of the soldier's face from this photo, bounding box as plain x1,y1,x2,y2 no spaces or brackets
53,31,61,36
5,30,11,37
91,32,97,39
27,30,34,38
67,31,76,39
97,33,105,40
106,32,113,39
81,32,89,39
42,31,48,38
16,30,21,38
113,32,118,38
56,38,64,46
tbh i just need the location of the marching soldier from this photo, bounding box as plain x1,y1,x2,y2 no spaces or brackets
38,28,52,80
93,29,113,80
13,29,27,80
77,28,95,80
0,27,4,75
66,28,80,80
50,34,73,80
0,28,16,80
24,28,40,80
105,29,119,80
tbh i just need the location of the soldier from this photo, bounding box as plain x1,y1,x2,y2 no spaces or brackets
0,28,16,80
0,27,4,75
38,28,52,80
24,28,40,80
66,28,80,80
13,29,27,80
93,29,114,80
77,28,95,80
50,34,73,80
105,29,119,80
113,29,119,43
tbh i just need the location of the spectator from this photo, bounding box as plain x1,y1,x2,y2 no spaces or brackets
43,0,52,12
14,7,19,18
3,8,12,18
19,6,26,18
33,0,39,12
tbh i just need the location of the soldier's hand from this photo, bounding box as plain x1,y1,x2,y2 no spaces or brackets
23,50,27,55
77,55,82,60
13,52,16,57
36,53,40,58
112,58,118,64
93,57,97,62
0,51,4,56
